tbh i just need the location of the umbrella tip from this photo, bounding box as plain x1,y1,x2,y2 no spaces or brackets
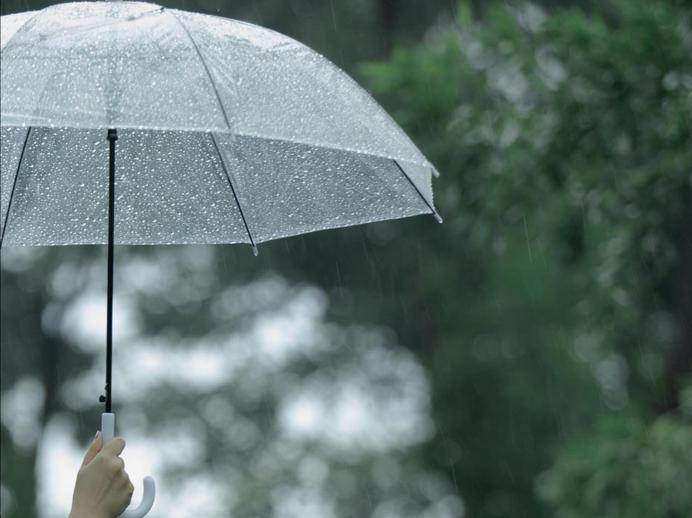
433,211,443,224
251,244,259,257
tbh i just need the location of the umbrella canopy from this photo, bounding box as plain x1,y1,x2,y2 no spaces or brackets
1,4,441,515
0,1,440,249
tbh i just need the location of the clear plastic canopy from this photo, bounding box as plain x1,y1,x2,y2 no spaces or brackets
0,2,440,247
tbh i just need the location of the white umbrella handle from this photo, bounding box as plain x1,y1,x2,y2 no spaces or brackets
101,413,156,518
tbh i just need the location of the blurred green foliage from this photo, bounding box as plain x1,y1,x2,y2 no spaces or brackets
362,0,692,516
539,380,692,518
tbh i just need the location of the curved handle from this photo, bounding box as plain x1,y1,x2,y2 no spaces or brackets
120,476,155,518
101,413,156,518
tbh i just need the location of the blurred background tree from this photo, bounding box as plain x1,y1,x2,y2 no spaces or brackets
1,0,691,517
361,0,692,516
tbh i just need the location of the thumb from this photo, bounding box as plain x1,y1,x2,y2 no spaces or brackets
81,431,103,467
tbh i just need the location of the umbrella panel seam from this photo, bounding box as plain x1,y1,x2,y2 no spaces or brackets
2,6,166,53
0,9,43,54
209,132,258,255
392,159,441,223
165,8,233,132
0,126,32,247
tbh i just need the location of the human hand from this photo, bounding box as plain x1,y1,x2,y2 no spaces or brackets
69,431,134,518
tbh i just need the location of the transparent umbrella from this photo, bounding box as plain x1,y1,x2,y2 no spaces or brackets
0,2,441,516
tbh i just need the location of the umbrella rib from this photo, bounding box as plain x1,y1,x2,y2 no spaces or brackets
392,159,443,223
3,7,165,53
232,129,433,168
0,127,32,248
0,10,44,54
210,133,258,255
166,8,232,131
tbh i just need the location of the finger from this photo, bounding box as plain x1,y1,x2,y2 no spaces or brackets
116,477,134,506
106,455,125,474
116,471,132,488
81,431,103,467
101,436,126,457
125,483,134,505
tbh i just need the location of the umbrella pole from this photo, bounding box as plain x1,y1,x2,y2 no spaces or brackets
100,131,157,514
101,128,118,413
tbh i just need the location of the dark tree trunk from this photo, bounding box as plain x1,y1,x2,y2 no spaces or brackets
665,215,692,412
2,426,39,518
379,0,399,53
1,263,71,517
